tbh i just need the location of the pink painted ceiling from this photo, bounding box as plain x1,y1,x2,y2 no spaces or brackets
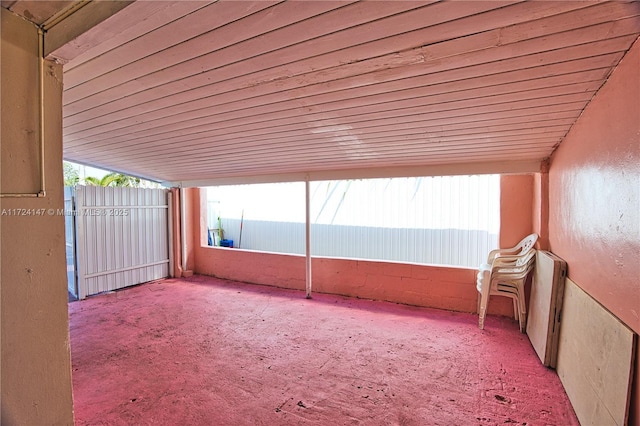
4,1,640,185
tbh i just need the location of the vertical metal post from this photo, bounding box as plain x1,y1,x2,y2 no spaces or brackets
75,187,86,300
167,190,175,277
305,177,312,298
70,188,79,298
180,187,187,274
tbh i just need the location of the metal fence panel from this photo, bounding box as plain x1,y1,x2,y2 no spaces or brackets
75,186,169,299
207,175,499,268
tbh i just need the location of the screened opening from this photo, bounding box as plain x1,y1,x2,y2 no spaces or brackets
206,175,499,268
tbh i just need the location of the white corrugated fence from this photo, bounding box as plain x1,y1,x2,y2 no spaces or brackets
73,186,170,299
207,175,499,268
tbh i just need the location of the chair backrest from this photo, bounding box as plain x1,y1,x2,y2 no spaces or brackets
515,233,538,255
484,233,539,265
515,248,536,266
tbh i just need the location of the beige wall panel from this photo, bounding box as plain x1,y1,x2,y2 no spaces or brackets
556,278,635,426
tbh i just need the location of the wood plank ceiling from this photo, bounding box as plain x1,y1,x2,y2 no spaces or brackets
5,0,640,186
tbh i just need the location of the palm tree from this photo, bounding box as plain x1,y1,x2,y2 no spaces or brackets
83,172,141,187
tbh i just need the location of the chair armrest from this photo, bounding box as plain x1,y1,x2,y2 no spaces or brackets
491,254,526,267
487,246,519,263
490,251,536,276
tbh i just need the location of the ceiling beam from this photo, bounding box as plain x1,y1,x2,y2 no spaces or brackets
44,0,134,60
164,159,543,188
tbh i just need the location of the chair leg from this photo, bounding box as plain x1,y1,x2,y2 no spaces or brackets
478,290,489,330
510,293,526,332
518,291,527,333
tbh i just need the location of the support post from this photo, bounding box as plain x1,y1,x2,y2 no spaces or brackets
305,178,312,298
180,187,187,274
167,190,174,277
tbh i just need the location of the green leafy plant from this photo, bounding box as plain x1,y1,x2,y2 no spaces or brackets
83,172,141,187
63,161,79,186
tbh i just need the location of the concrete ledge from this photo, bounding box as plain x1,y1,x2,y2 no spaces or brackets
194,246,514,316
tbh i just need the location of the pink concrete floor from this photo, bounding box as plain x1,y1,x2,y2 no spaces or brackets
69,276,578,425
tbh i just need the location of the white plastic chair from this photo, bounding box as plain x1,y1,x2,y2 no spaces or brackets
479,233,538,272
477,248,536,332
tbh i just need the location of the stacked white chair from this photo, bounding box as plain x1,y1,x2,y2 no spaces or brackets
477,234,538,332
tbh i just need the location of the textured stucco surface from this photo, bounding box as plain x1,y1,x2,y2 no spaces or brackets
1,8,75,425
548,38,640,425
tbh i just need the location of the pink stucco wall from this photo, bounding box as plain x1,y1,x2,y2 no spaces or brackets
549,40,640,334
532,171,550,251
500,174,534,248
548,39,639,425
195,245,487,313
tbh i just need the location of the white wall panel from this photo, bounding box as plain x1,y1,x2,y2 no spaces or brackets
207,175,499,267
64,187,77,297
75,186,169,299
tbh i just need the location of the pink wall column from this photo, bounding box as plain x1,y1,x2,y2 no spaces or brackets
183,188,197,273
500,174,534,248
496,174,536,315
170,187,201,278
548,39,640,425
169,188,182,278
532,169,550,251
